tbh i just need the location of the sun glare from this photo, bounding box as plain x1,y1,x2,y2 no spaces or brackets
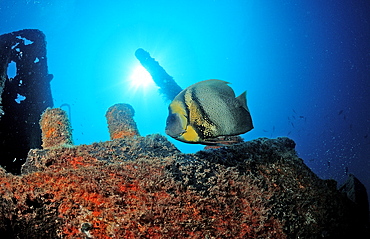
129,64,154,90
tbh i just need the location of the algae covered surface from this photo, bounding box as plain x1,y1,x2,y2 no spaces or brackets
0,135,367,238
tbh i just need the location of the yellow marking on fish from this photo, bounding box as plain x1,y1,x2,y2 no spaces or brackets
170,100,186,115
180,125,200,142
188,100,216,138
169,100,188,130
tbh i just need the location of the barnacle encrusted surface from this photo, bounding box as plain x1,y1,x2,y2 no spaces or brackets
40,108,73,149
105,103,140,140
0,135,368,238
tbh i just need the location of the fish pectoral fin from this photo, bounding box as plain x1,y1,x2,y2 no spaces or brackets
200,135,244,146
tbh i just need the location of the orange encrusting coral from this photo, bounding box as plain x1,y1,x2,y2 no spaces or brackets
65,156,98,168
0,135,366,238
111,130,137,140
44,127,56,138
0,152,286,239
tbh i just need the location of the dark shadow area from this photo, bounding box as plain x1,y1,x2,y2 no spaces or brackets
0,29,53,174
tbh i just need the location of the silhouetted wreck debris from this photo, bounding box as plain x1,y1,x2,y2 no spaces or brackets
135,48,183,101
0,29,53,174
339,174,369,225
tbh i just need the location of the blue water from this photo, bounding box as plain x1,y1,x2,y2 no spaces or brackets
1,1,370,201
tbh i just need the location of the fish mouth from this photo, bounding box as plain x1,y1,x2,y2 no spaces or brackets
165,128,185,139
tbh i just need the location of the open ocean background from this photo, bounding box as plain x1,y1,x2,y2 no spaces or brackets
1,1,370,203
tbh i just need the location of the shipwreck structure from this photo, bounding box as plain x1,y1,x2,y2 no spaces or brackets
0,29,53,173
135,48,183,101
0,32,368,238
105,103,140,140
1,108,369,238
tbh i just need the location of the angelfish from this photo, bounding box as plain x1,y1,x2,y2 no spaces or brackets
165,79,253,144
